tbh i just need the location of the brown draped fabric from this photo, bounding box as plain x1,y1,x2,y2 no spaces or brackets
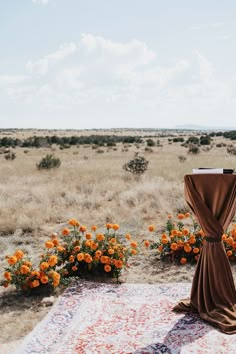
173,174,236,334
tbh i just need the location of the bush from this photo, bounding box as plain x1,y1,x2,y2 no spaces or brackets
123,153,149,176
37,154,61,170
186,136,199,145
227,146,236,155
146,139,155,147
178,155,187,163
5,152,16,160
200,135,211,145
188,144,200,154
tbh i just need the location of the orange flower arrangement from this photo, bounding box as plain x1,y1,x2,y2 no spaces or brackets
149,213,236,265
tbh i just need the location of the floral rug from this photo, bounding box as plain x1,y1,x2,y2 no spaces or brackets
15,281,236,354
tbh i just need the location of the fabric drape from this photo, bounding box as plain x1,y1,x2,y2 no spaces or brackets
173,174,236,334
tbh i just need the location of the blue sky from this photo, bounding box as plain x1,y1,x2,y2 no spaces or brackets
0,0,236,129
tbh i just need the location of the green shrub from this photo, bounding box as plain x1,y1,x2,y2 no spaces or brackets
146,139,155,147
4,152,16,160
37,154,61,170
123,153,149,176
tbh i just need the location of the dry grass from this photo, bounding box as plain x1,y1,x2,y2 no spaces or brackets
0,129,235,346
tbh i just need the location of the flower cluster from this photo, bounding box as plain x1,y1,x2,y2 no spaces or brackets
149,214,236,264
149,213,205,264
1,220,148,291
2,249,60,290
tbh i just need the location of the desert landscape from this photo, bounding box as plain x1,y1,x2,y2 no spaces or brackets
0,128,236,351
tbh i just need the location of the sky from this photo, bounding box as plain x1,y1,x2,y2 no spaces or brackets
0,0,236,130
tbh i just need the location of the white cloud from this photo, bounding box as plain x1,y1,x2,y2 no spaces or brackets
1,34,235,128
32,0,49,5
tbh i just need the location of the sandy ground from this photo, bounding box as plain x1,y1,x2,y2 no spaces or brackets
1,252,236,353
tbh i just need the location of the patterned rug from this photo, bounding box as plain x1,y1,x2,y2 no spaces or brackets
15,281,236,354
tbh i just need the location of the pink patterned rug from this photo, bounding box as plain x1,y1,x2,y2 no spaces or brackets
15,281,236,353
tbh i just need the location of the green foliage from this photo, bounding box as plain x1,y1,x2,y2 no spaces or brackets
199,135,211,145
123,153,149,176
146,139,155,147
172,137,184,143
37,154,61,170
186,136,199,145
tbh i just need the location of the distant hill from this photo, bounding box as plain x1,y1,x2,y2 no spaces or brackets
175,124,235,131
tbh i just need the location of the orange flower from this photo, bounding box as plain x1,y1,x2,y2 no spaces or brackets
161,238,168,245
115,260,123,269
91,225,97,232
170,243,178,251
20,265,30,274
95,250,102,258
40,275,49,284
162,233,168,239
158,245,163,252
112,224,119,231
74,245,81,252
79,225,87,232
48,255,58,267
148,225,155,232
14,250,24,260
96,233,105,241
167,214,172,219
40,262,49,271
72,266,78,271
171,229,178,236
195,255,200,261
52,239,59,246
130,241,138,248
52,271,60,280
227,250,233,257
109,238,117,244
84,254,93,263
184,244,192,253
7,256,18,265
226,237,234,246
85,240,92,247
31,280,40,288
222,234,227,241
144,240,150,248
90,242,98,250
53,279,60,287
131,249,137,255
180,257,187,265
182,228,189,236
45,241,54,249
177,214,185,220
106,223,113,229
69,255,75,263
77,253,84,261
193,247,200,254
185,212,190,218
189,237,196,245
4,272,12,281
198,229,205,237
57,246,65,252
31,270,40,278
104,265,111,272
68,219,78,226
108,249,114,255
86,233,92,240
125,233,131,240
100,256,109,264
23,261,32,267
3,282,9,288
62,228,70,236
177,240,184,247
177,231,182,237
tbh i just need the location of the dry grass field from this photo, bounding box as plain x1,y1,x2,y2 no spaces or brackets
0,129,236,349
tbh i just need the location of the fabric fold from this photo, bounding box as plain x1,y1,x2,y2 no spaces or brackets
173,174,236,334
